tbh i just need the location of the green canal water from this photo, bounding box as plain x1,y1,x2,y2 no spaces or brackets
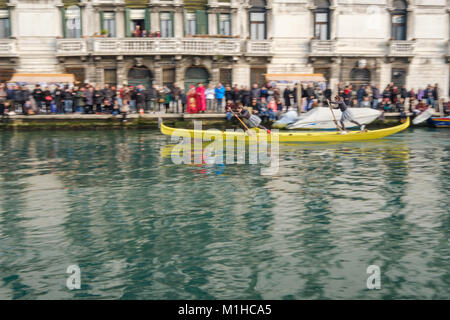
0,128,448,300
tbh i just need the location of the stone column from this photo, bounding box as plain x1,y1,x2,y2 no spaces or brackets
406,5,415,40
175,58,184,89
116,56,126,86
236,4,248,38
232,60,250,87
174,9,183,38
379,57,392,89
330,57,341,94
85,57,96,84
116,8,125,38
211,63,220,83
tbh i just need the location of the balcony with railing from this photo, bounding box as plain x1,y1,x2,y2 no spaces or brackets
309,40,336,56
0,39,17,57
388,40,415,57
56,38,89,56
56,37,242,56
245,40,272,56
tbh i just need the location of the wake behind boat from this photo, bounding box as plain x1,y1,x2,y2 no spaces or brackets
273,107,381,130
160,117,410,143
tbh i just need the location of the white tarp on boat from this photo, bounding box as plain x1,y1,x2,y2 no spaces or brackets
272,111,299,129
413,108,435,125
285,107,381,130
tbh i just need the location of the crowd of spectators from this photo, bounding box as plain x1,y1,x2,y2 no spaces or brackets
1,80,448,120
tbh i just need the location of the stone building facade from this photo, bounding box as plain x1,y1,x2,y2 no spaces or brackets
0,0,449,96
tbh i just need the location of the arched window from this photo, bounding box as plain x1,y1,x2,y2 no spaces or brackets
314,0,330,40
391,0,407,40
249,0,266,40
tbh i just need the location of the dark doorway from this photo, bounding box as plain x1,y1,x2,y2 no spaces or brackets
350,68,371,87
391,68,406,87
128,66,153,89
184,67,209,91
219,68,232,86
250,67,267,87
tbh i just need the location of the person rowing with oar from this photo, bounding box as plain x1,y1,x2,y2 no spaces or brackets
327,95,366,133
228,103,271,134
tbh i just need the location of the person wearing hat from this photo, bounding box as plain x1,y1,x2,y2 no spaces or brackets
233,104,270,133
328,95,366,132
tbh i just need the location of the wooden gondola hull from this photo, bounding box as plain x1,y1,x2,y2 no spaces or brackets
160,118,410,143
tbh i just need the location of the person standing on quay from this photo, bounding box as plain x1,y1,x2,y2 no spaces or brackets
135,85,146,114
215,83,225,112
205,84,215,112
180,89,187,113
283,86,293,111
53,85,63,114
75,87,86,113
171,83,181,113
85,86,94,114
187,85,198,113
224,84,234,104
63,86,73,113
94,85,104,113
196,83,206,113
32,85,44,113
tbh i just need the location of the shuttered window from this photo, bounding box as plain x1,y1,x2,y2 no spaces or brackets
101,12,116,37
0,9,10,38
64,6,82,38
104,69,117,87
217,13,231,36
195,10,208,35
186,12,196,35
219,69,232,85
250,12,265,40
250,68,266,87
163,68,175,87
391,0,407,40
160,12,174,37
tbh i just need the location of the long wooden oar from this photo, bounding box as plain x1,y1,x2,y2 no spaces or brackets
326,99,343,132
229,108,254,136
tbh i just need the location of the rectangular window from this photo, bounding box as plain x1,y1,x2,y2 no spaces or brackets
102,12,116,37
0,10,10,38
392,14,406,40
250,12,265,40
104,69,117,87
186,12,196,35
219,68,232,85
250,67,267,87
314,12,329,40
163,68,175,87
160,12,173,38
219,13,231,36
65,6,81,38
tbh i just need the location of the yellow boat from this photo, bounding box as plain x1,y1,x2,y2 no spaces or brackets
160,117,410,143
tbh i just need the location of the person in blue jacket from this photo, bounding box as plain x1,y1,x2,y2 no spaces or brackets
214,83,225,112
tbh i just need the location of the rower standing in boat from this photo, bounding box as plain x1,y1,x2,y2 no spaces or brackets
233,104,271,133
328,96,366,132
